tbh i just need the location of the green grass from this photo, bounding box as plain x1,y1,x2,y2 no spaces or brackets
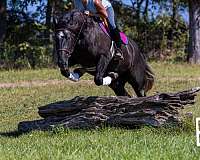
0,128,199,160
0,68,62,83
1,62,200,83
0,62,200,160
151,62,200,79
0,68,93,83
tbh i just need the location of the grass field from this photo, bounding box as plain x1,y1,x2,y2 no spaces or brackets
0,62,200,160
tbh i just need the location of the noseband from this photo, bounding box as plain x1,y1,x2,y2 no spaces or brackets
56,15,86,57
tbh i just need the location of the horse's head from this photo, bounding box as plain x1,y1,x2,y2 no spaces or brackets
54,10,85,76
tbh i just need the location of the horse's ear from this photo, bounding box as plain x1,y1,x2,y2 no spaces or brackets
53,15,58,26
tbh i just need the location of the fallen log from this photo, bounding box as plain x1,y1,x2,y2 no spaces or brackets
18,87,200,132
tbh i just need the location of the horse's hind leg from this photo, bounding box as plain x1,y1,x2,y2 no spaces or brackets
128,78,145,97
109,78,131,97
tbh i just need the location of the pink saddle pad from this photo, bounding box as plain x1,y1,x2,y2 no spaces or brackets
99,23,128,45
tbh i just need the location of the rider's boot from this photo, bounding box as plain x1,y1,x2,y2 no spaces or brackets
111,28,124,60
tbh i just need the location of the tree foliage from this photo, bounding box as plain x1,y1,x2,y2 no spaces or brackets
0,0,193,69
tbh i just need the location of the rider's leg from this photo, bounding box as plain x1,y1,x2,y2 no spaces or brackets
106,7,124,60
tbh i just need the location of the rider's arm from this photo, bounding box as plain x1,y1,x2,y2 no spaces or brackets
93,0,108,18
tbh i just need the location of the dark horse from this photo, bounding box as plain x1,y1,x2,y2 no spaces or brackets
54,10,154,97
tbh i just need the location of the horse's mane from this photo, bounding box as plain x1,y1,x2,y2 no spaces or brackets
61,9,81,20
57,10,98,29
56,10,78,28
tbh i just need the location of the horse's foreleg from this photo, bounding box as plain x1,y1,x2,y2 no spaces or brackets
94,55,111,86
128,78,146,97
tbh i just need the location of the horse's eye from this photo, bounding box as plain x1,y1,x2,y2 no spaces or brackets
57,31,65,39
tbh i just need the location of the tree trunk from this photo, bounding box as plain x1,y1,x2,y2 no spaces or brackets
143,0,149,22
51,0,61,64
188,0,200,64
45,0,53,43
0,0,7,43
135,0,144,32
18,87,200,132
52,0,64,15
168,0,178,49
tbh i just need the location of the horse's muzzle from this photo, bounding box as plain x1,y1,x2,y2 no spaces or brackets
58,59,68,68
60,68,70,78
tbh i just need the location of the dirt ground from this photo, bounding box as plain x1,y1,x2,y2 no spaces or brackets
0,79,94,88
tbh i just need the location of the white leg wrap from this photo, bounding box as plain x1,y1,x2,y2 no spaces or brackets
103,76,112,86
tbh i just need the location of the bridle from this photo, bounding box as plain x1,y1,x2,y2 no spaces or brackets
56,14,86,57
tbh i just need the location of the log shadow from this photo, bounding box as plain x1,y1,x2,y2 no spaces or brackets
0,130,30,138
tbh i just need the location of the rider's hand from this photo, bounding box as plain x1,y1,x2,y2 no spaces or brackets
102,18,109,29
94,0,108,18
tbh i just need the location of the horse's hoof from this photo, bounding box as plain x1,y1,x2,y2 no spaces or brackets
60,69,70,78
94,77,103,86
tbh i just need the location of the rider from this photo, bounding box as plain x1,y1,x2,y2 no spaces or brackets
73,0,124,60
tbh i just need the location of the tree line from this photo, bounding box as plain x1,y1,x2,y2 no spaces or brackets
0,0,199,69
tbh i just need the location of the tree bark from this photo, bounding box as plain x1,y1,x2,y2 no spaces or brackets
51,0,65,63
18,87,200,132
136,0,144,31
188,0,200,63
0,0,7,43
45,0,53,43
168,0,179,49
143,0,149,22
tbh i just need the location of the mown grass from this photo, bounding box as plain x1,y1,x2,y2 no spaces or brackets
151,62,200,78
0,62,200,160
1,62,200,83
0,68,63,83
0,128,199,160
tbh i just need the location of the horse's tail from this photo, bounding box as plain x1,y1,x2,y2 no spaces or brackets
144,63,155,92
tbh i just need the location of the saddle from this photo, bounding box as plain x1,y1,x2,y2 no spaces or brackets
84,11,128,45
99,22,129,45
